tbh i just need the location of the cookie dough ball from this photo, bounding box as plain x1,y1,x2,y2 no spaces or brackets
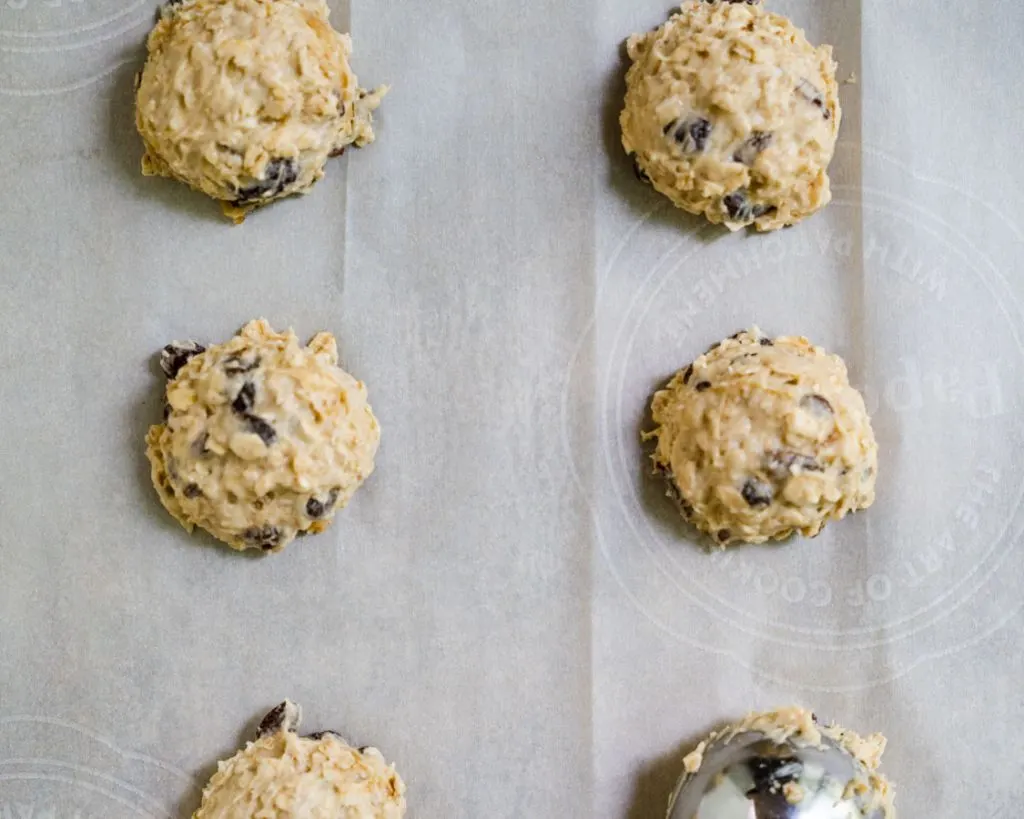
621,1,840,231
195,700,406,819
136,0,386,223
648,328,876,547
667,707,894,819
146,319,379,553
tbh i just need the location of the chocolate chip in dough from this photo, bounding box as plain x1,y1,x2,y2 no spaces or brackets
235,157,299,204
305,488,340,519
256,700,300,738
160,341,206,379
796,79,832,119
630,153,652,184
741,478,773,507
765,449,821,480
244,525,282,551
665,115,712,153
732,130,773,165
223,353,261,375
800,393,834,418
305,730,343,741
231,382,256,414
244,414,277,446
723,190,774,223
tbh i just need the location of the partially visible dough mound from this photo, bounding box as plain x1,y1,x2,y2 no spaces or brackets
136,0,386,222
621,1,840,231
146,319,379,553
194,700,406,819
648,328,876,547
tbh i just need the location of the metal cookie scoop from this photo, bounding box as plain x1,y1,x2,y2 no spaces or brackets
667,730,885,819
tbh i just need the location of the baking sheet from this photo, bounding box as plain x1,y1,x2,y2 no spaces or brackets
0,0,1022,816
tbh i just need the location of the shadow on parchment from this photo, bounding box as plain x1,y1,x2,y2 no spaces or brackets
170,703,289,817
172,775,205,819
599,28,720,245
123,351,185,536
625,720,732,819
103,48,226,225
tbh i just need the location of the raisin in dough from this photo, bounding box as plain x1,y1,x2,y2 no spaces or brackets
136,0,386,223
621,1,840,231
648,329,876,547
146,319,379,553
667,707,894,819
194,701,406,819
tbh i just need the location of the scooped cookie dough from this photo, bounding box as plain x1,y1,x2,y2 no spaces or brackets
647,328,876,547
135,0,386,223
621,1,840,231
194,700,406,819
146,319,379,553
667,707,894,819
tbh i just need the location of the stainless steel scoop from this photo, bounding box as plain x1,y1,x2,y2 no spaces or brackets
666,730,886,819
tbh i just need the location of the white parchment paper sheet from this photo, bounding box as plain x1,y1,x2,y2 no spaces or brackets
0,0,1022,817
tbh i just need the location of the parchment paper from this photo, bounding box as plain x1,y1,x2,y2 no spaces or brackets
0,0,1022,817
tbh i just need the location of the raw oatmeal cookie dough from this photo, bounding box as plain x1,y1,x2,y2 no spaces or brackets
667,707,894,819
136,0,386,223
648,328,876,547
194,700,406,819
621,0,840,231
146,319,379,553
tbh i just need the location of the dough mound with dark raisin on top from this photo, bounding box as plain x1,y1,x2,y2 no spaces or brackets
135,0,386,223
145,319,379,553
194,700,406,819
647,329,876,547
621,0,840,231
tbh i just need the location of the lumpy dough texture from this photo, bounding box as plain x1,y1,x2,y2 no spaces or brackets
194,701,406,819
621,1,840,231
648,328,876,547
136,0,385,223
145,319,379,553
